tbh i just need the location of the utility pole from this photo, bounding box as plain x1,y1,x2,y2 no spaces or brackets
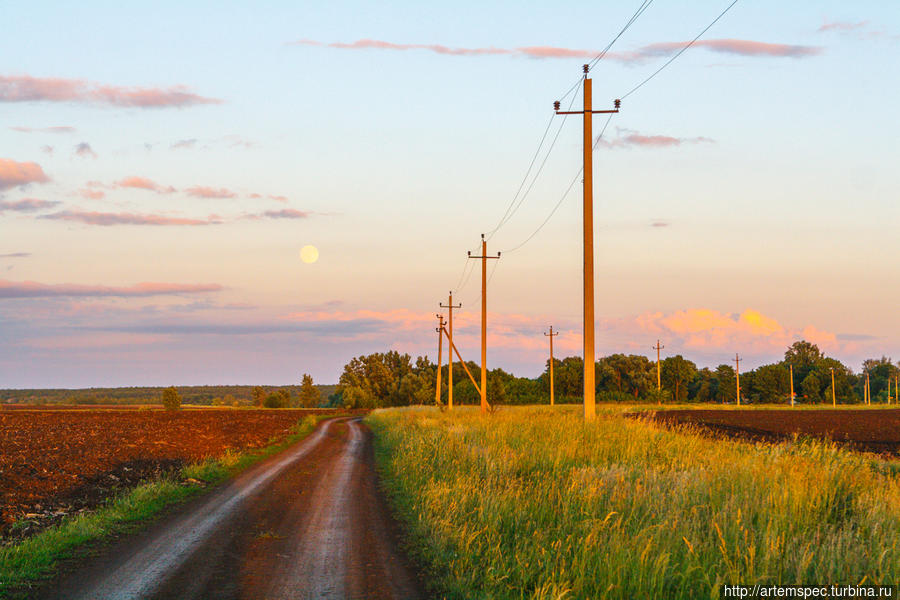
789,363,795,407
652,340,665,391
545,326,559,406
468,234,500,413
440,292,462,411
830,367,836,407
866,371,871,405
554,64,620,422
734,354,742,406
435,314,445,406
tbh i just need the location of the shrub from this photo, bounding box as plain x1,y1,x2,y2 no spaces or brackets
161,387,181,411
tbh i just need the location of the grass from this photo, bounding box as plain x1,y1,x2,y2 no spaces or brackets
0,414,325,597
368,405,900,599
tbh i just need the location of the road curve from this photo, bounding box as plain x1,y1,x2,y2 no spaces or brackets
35,418,424,600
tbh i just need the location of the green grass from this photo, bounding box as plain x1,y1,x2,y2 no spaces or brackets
368,406,900,600
0,414,325,597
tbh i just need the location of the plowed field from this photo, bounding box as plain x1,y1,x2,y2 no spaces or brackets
0,408,341,532
646,408,900,455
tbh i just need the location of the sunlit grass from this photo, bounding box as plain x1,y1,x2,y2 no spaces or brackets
368,406,900,600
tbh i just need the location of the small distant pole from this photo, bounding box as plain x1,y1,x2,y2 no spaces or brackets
439,292,462,411
734,354,742,406
866,371,871,405
830,367,836,407
789,363,795,407
435,314,445,406
652,340,665,391
544,326,559,406
468,234,500,413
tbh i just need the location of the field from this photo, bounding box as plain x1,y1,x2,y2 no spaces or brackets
646,408,900,455
368,406,900,599
0,408,344,535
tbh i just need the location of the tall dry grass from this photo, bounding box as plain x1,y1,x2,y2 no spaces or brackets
368,406,900,599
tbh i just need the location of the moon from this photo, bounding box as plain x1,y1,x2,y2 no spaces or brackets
300,245,319,264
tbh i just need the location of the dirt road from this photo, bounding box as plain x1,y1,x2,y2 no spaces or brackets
34,418,424,600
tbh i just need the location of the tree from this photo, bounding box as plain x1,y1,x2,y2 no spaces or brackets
252,386,266,407
715,364,736,404
800,372,822,403
661,355,697,403
162,386,181,411
748,363,789,404
299,373,321,408
264,389,290,408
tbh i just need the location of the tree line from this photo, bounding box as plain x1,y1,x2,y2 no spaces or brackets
333,341,900,409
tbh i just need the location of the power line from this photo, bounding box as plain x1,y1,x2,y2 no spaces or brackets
621,0,741,99
558,0,656,102
501,113,615,254
486,80,581,240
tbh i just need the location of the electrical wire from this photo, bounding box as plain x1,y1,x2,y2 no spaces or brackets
501,113,615,254
621,0,740,99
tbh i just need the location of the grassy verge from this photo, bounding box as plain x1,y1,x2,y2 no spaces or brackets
0,414,329,596
368,406,900,600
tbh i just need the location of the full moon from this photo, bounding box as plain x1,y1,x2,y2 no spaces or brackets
300,245,319,264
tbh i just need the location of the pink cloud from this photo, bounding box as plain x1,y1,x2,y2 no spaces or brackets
185,186,237,199
116,176,176,194
0,158,50,190
293,38,821,63
0,198,60,212
818,20,869,33
40,210,221,226
0,279,223,299
10,125,75,133
78,187,105,200
599,129,714,149
268,194,289,203
0,75,222,108
262,208,309,219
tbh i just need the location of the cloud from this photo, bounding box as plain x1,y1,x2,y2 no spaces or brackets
74,142,97,158
78,187,105,200
818,20,868,33
170,138,197,150
0,158,50,190
598,128,714,149
0,252,31,258
10,125,75,134
185,186,237,199
116,175,176,194
650,220,670,228
292,38,822,63
261,208,309,219
0,75,222,108
269,194,289,203
40,145,53,154
0,279,223,299
0,198,60,212
40,210,222,226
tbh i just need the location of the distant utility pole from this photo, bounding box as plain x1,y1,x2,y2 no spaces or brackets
440,292,462,411
468,234,500,413
652,340,665,391
789,363,795,407
554,64,619,422
830,367,836,407
866,371,871,405
545,326,559,406
734,354,742,406
435,314,445,406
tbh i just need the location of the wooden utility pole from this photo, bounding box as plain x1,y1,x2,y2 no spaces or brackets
652,340,665,391
789,363,795,407
734,354,742,406
554,65,619,421
468,234,499,413
434,314,445,406
866,372,871,405
545,326,559,406
440,292,462,411
830,367,836,407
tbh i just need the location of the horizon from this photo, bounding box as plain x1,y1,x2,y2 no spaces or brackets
3,1,899,388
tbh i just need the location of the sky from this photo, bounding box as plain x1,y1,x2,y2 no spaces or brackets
2,1,898,387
